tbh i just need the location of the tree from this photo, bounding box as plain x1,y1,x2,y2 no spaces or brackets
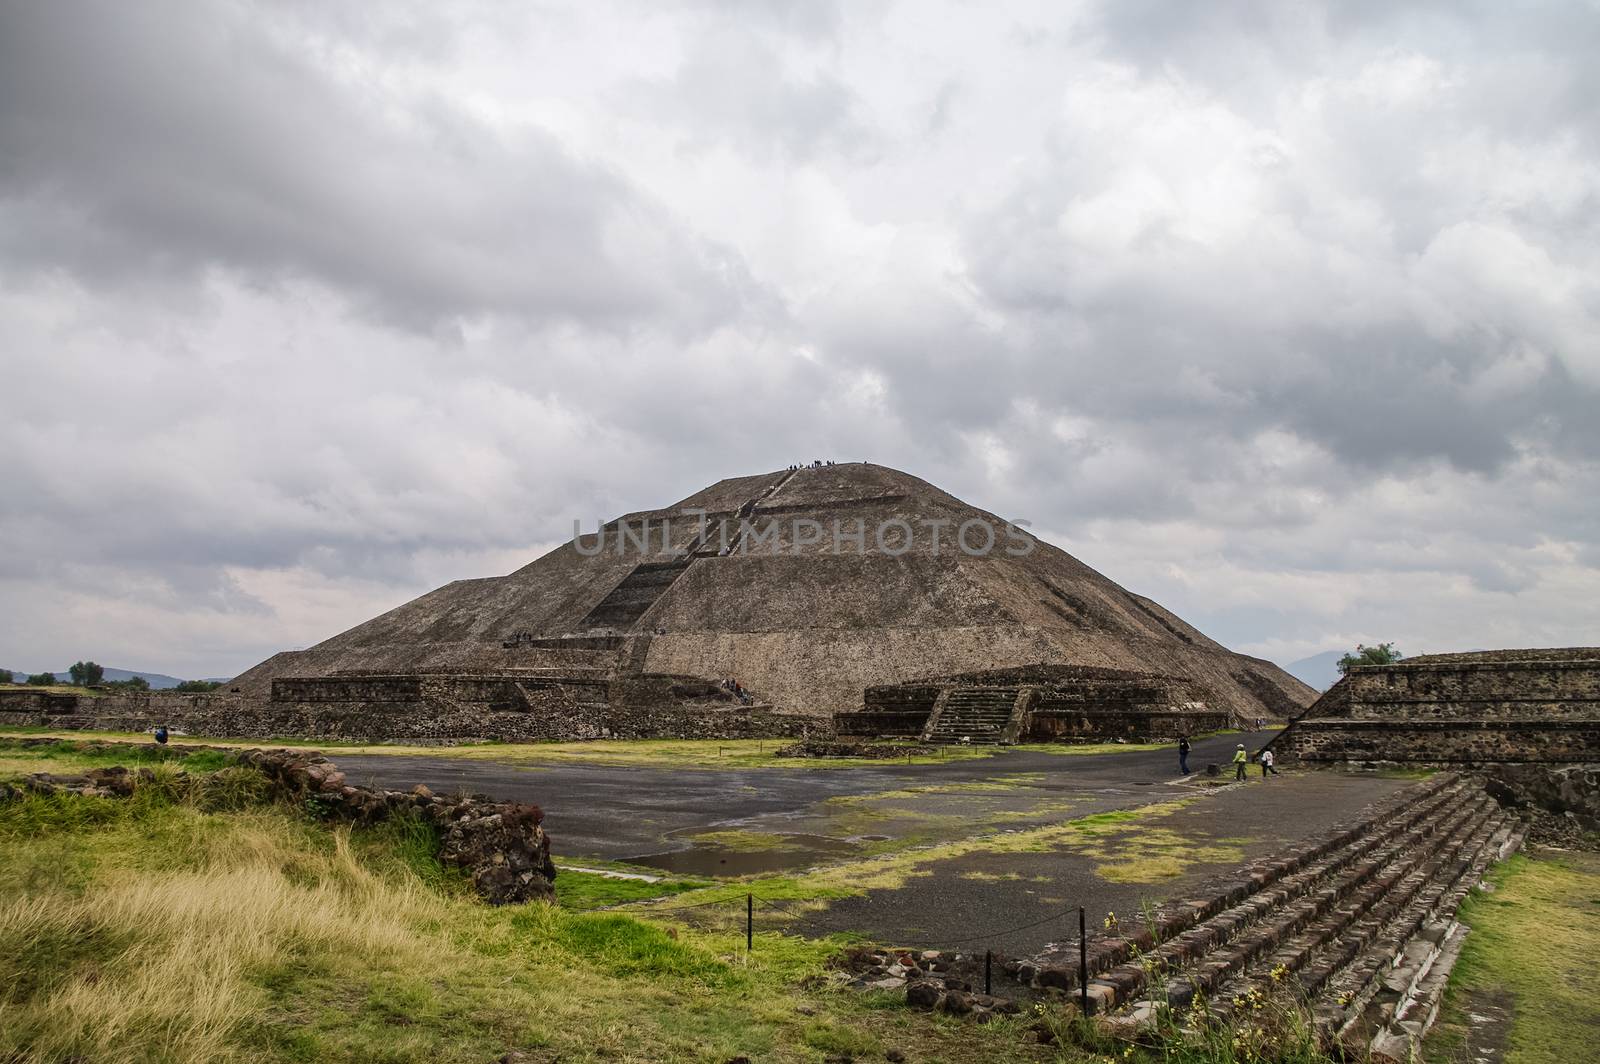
173,680,223,693
0,669,12,684
26,672,57,686
105,676,150,692
1336,642,1404,675
68,661,105,686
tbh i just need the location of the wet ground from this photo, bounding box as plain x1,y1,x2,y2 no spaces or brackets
786,770,1410,955
332,730,1280,869
332,732,1407,954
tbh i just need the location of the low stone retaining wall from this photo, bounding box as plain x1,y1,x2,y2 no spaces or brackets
2,739,556,904
1284,718,1600,763
837,664,1228,743
1479,763,1600,846
1025,708,1230,741
1274,650,1600,766
0,686,817,743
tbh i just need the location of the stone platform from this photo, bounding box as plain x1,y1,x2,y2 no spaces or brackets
1277,648,1600,765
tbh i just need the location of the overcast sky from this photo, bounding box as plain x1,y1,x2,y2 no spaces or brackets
3,0,1597,679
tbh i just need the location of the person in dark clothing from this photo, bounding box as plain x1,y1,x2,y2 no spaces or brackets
1178,735,1191,775
154,725,168,745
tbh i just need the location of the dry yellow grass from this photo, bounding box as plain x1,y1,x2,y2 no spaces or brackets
0,784,1056,1063
0,821,439,1063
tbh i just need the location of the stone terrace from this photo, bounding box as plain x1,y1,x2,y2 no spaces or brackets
1022,773,1524,1059
1279,648,1600,764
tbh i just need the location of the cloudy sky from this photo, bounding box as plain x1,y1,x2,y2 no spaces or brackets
3,0,1597,680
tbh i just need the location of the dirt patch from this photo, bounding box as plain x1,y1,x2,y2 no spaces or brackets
1427,986,1514,1064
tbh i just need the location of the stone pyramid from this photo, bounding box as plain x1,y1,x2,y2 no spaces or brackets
231,463,1314,721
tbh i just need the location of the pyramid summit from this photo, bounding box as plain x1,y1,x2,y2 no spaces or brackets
228,462,1314,731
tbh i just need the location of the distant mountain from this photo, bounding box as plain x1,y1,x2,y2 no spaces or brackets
31,667,213,689
1283,651,1344,692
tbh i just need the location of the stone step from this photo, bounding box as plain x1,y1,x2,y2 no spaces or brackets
1318,813,1520,1047
1092,782,1471,1011
1316,808,1506,1010
1201,795,1500,1019
925,686,1020,744
1357,821,1526,1061
1021,774,1462,997
1046,776,1526,1052
1150,790,1494,1013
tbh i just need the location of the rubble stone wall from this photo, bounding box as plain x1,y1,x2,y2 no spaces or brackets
1277,651,1600,765
2,739,556,904
1284,718,1600,763
836,664,1227,741
0,685,813,743
1343,660,1600,720
1025,708,1230,740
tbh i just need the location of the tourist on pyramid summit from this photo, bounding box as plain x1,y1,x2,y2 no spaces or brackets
1232,743,1248,781
1261,748,1279,778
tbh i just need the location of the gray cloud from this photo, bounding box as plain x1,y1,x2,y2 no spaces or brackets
1,0,1598,678
0,0,751,334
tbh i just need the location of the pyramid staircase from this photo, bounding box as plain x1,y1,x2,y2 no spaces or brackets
922,686,1024,744
579,559,692,630
1019,773,1524,1057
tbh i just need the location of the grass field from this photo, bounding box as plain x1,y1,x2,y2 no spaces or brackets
0,766,1065,1063
6,738,1572,1064
0,740,1317,1064
1427,849,1600,1064
0,727,1191,771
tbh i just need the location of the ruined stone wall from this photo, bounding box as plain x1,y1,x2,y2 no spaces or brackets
1278,652,1600,765
0,689,84,714
1284,719,1600,764
836,684,941,736
1025,708,1230,741
1342,660,1600,720
0,685,812,743
836,668,1227,741
2,740,558,904
271,674,610,705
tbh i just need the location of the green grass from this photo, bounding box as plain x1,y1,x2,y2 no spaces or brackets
0,773,1059,1063
1,685,104,697
1427,849,1600,1064
553,868,711,910
0,728,1007,770
0,737,230,780
598,798,1226,925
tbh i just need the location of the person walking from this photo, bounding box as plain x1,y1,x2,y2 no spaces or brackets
1261,748,1279,778
1232,743,1248,781
1178,735,1191,775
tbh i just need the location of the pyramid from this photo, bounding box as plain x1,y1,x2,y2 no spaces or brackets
230,463,1315,722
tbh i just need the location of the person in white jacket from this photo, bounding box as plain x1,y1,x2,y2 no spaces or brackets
1261,748,1279,777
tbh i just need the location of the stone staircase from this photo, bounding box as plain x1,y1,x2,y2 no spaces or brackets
923,686,1021,744
1019,774,1524,1056
579,559,692,630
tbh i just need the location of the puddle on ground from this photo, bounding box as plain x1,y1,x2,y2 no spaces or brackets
629,833,861,876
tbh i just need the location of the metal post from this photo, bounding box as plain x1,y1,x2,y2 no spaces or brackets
746,893,753,952
984,949,992,996
1079,906,1090,1016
